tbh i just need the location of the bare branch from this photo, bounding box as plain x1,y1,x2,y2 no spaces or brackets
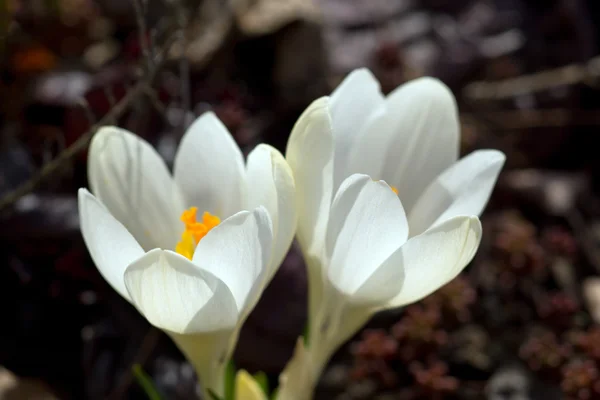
0,82,146,212
462,109,600,130
0,22,180,212
142,84,167,116
130,0,152,70
463,56,600,100
178,27,191,133
77,98,97,127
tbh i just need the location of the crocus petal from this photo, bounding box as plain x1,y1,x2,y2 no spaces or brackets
380,77,460,213
286,97,334,255
345,104,394,184
173,112,247,220
386,216,482,309
246,144,297,282
330,69,385,192
78,188,144,302
408,150,506,236
124,249,239,334
326,174,408,302
192,207,273,315
88,127,184,251
235,370,268,400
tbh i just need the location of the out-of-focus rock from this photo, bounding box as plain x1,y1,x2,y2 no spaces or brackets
500,169,589,216
486,365,531,400
0,367,59,400
583,277,600,324
174,0,320,68
1,194,79,237
0,140,35,199
233,0,321,36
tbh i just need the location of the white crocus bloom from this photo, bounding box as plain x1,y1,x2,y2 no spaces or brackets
280,69,504,398
79,112,296,397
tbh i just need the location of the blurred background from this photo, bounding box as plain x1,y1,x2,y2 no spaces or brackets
2,0,600,398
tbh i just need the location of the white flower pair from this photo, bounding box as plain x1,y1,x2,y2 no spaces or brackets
78,68,504,399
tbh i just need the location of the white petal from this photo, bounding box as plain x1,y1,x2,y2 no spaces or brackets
124,249,239,334
326,174,408,301
285,97,334,255
88,127,183,251
408,150,505,236
246,144,297,282
386,216,482,308
352,247,405,305
345,104,394,183
380,77,460,213
330,69,385,192
191,207,273,315
173,112,246,220
78,188,144,302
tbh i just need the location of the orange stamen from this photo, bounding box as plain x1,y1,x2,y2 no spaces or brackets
175,207,220,259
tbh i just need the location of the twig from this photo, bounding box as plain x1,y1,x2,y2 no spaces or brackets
463,55,600,100
0,83,145,212
142,84,167,116
104,85,117,109
462,109,600,129
174,0,191,134
103,86,117,124
131,0,152,70
77,98,97,127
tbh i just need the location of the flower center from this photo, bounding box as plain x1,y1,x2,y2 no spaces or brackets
175,207,220,260
391,186,398,195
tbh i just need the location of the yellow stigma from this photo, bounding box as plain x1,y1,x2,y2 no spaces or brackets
391,186,398,195
175,207,220,260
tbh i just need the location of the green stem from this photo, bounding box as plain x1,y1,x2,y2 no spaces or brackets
170,331,232,399
277,287,373,400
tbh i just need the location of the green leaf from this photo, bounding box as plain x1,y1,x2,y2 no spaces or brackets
270,387,279,400
208,389,224,400
224,360,236,400
132,364,163,400
302,322,310,346
252,371,269,395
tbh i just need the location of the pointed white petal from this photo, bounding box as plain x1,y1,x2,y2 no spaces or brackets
352,247,405,305
246,144,297,282
88,127,183,251
191,207,273,315
173,112,246,220
380,77,460,213
345,104,394,184
408,150,505,236
285,97,334,255
330,69,385,192
124,249,239,334
386,216,482,308
326,174,408,302
78,188,144,302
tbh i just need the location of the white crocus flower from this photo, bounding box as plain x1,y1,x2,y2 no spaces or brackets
80,112,296,397
280,69,504,398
